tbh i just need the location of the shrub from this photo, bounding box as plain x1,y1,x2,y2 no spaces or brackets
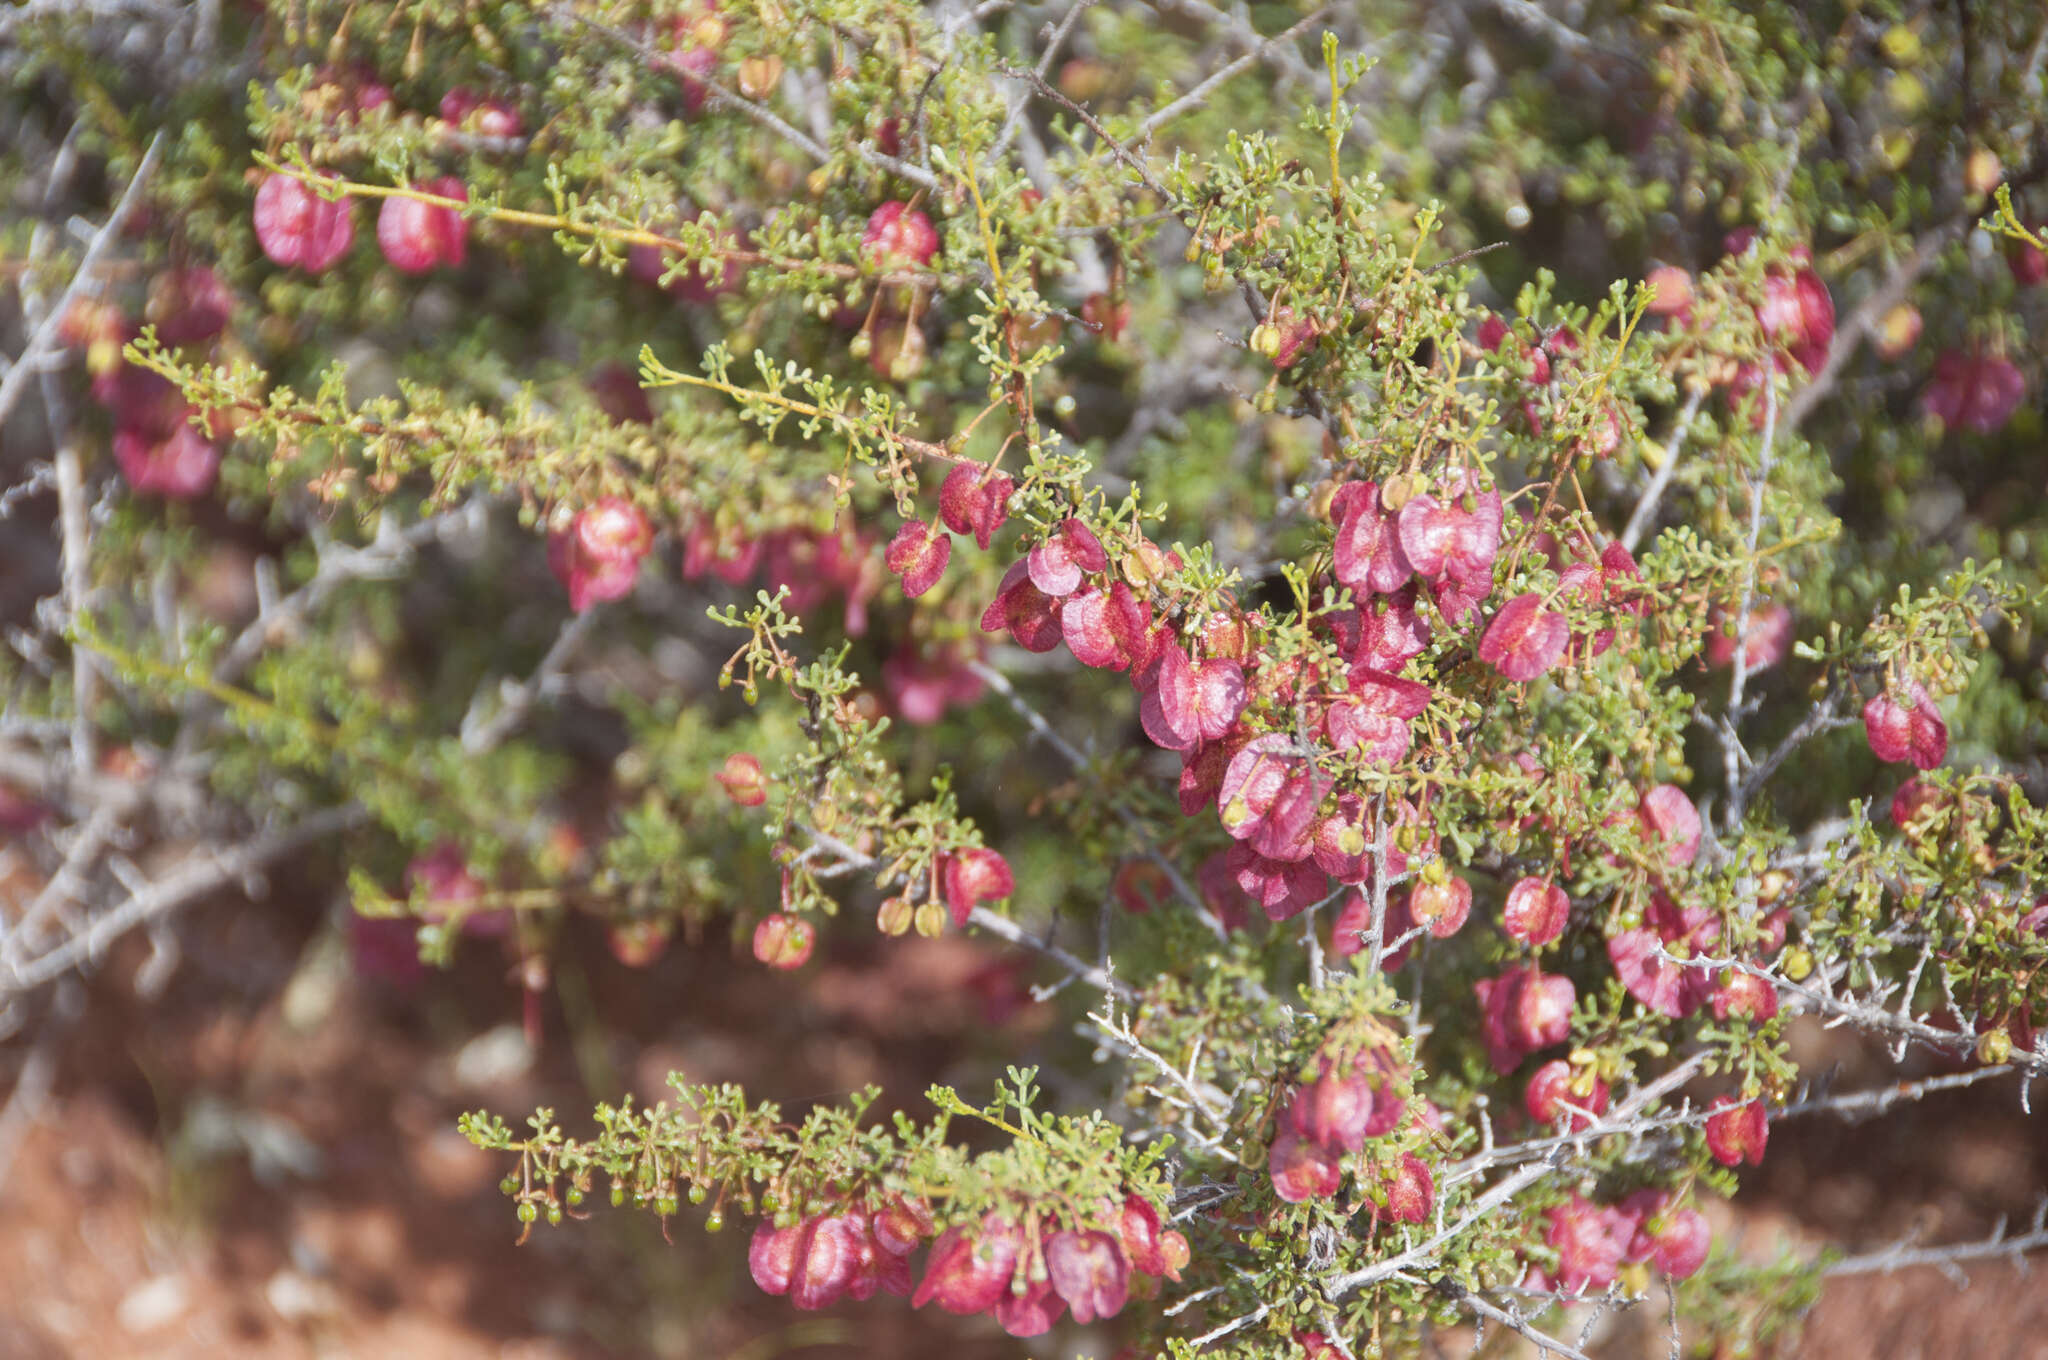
3,1,2047,1355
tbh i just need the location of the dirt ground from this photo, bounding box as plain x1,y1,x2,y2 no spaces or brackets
1,884,2044,1360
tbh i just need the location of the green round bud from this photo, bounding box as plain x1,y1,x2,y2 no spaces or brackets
546,1203,564,1226
687,1183,708,1205
611,1185,625,1208
517,1201,538,1224
705,1209,726,1233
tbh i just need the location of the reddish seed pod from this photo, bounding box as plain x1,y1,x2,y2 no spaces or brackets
1268,307,1320,369
749,1220,804,1295
1332,480,1414,596
788,1214,862,1309
939,847,1015,927
1367,1152,1434,1225
871,1196,934,1256
1920,349,2026,434
547,497,654,611
1503,877,1569,947
1325,669,1430,765
1710,968,1779,1021
980,558,1065,652
1217,736,1332,864
607,920,671,969
1642,1204,1711,1279
1546,1194,1635,1294
440,86,523,137
1524,1059,1609,1131
715,752,768,806
1643,264,1695,316
1288,1064,1376,1154
884,518,952,597
1140,644,1248,753
1116,1194,1170,1275
1407,876,1471,939
1475,965,1576,1073
1638,784,1702,868
863,200,939,267
1044,1228,1129,1324
752,913,815,969
1267,1124,1344,1203
1608,928,1692,1018
1327,890,1371,959
376,177,469,273
993,1275,1063,1338
912,1215,1022,1314
1863,678,1948,769
113,424,221,500
1705,602,1793,672
1479,592,1568,681
1026,517,1108,597
937,461,1015,549
146,266,233,346
1705,1096,1769,1166
252,173,356,271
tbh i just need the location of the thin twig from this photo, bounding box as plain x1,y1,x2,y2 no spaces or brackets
0,805,364,997
214,509,459,687
0,132,165,431
1409,1274,1593,1360
800,823,1140,1000
1825,1204,2048,1280
1621,386,1706,553
1137,9,1332,141
992,0,1094,159
461,606,600,755
969,659,1230,942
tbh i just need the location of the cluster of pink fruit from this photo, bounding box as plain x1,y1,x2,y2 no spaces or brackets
748,1193,1188,1339
1267,1044,1437,1222
67,267,231,498
349,843,506,986
1638,229,1836,423
1642,229,2027,435
253,165,470,276
684,519,884,633
1532,1189,1712,1294
248,77,508,278
956,451,1671,946
1475,314,1625,456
